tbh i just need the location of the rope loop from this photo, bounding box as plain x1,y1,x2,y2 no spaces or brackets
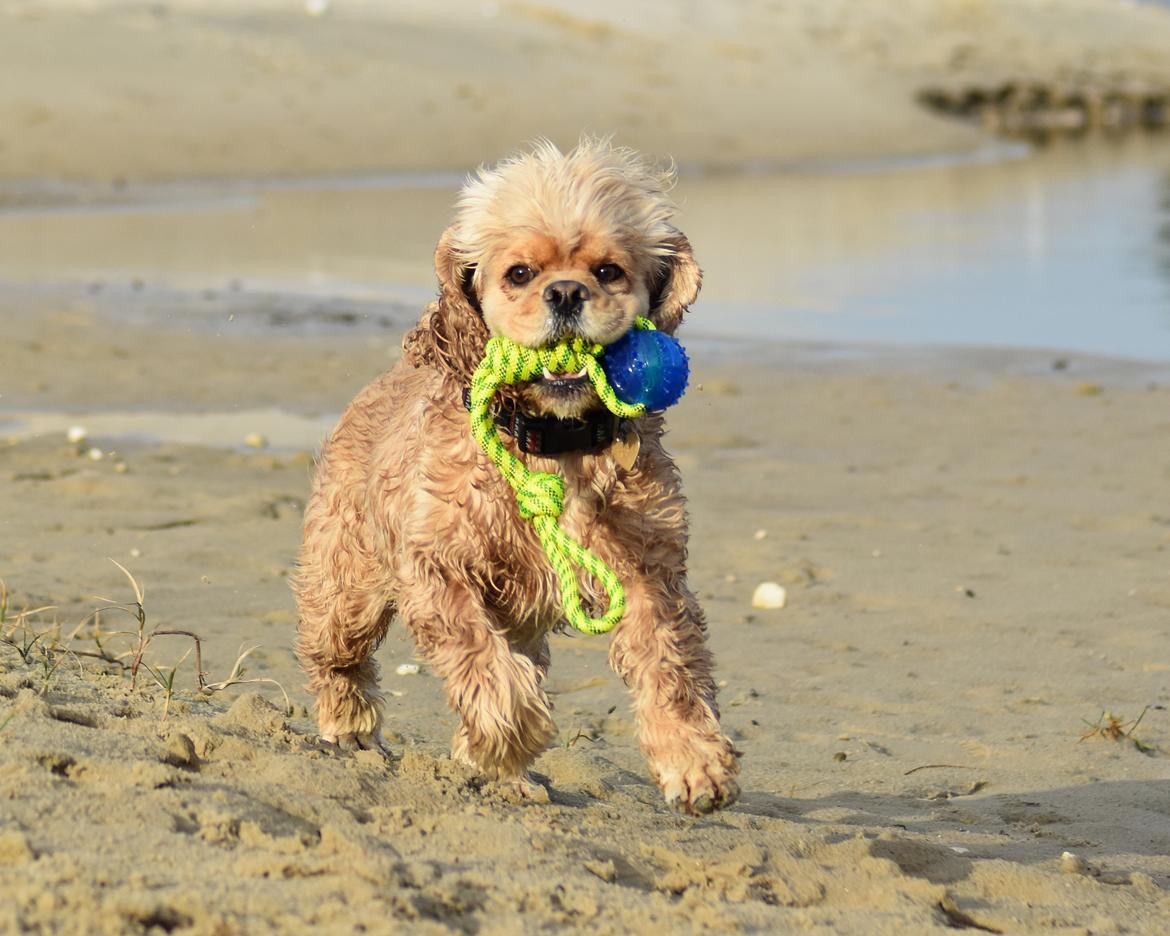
468,319,656,634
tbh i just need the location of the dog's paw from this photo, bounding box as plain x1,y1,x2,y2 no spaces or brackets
656,741,741,816
322,729,390,756
495,772,551,804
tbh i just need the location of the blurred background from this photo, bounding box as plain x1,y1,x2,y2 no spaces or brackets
2,0,1170,360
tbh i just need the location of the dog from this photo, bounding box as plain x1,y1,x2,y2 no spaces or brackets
293,139,740,814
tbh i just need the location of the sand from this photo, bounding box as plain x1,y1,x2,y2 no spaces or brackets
4,0,1170,933
4,298,1170,933
4,0,1170,182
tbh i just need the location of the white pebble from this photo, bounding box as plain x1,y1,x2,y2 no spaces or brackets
751,582,787,609
86,447,104,461
304,0,330,15
395,663,421,676
129,548,142,558
244,432,268,449
753,528,768,541
1060,851,1088,875
66,425,88,444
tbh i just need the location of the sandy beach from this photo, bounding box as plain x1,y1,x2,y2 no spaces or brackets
3,1,1170,933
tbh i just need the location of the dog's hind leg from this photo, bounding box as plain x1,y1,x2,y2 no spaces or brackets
398,575,556,783
293,488,394,752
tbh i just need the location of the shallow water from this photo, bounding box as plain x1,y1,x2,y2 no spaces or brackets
1,137,1169,360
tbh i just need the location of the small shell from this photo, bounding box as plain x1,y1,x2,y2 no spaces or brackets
751,582,787,609
395,663,421,676
243,433,268,449
66,425,88,444
86,447,104,461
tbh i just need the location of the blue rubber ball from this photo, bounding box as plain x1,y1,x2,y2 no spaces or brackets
601,327,690,411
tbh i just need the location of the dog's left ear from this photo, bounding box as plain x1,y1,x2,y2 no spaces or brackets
648,234,702,335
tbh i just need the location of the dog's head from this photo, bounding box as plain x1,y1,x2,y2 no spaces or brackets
405,139,701,418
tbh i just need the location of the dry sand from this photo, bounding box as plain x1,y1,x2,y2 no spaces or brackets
4,0,1170,933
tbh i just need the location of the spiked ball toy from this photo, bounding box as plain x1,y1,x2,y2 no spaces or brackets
601,321,690,411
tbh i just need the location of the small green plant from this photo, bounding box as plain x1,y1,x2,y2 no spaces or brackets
204,645,293,716
4,568,294,719
1080,707,1156,753
141,649,191,724
0,578,57,652
84,560,207,690
38,646,65,694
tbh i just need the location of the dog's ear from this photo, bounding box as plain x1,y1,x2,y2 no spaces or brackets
433,226,482,317
648,234,702,335
403,226,489,380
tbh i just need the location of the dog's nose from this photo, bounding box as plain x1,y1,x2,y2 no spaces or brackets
543,280,590,317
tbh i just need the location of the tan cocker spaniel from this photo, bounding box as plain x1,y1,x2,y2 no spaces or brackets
294,139,740,814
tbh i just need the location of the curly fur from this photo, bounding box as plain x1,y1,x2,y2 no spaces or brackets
294,139,740,813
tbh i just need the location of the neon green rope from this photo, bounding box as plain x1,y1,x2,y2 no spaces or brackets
469,317,653,635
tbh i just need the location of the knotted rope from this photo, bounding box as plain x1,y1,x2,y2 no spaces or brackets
468,318,653,634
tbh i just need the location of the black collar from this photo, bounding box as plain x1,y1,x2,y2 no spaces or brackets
462,387,623,456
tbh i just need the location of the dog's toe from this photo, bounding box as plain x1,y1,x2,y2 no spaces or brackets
669,777,739,816
497,773,551,804
324,730,390,756
660,753,741,816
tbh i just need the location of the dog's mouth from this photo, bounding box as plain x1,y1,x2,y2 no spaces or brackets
539,364,589,393
525,362,598,416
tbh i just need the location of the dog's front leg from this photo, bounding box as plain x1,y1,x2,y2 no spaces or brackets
609,574,740,814
399,576,557,785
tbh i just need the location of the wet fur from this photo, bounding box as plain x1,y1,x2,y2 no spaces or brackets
293,140,740,813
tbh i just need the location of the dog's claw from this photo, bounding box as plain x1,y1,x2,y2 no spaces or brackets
659,744,741,816
500,773,551,803
668,780,739,816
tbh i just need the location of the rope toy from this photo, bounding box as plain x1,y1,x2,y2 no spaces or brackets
468,317,657,635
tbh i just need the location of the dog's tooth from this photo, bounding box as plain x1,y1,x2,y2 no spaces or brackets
543,368,555,380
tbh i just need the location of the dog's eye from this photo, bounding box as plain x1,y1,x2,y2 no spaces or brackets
595,264,625,284
506,265,535,286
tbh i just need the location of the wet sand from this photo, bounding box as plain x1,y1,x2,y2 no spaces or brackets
4,0,1170,933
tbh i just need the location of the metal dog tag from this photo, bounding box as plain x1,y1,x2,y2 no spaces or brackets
611,423,640,471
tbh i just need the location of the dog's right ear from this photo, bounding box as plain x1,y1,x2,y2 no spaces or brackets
403,227,489,380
